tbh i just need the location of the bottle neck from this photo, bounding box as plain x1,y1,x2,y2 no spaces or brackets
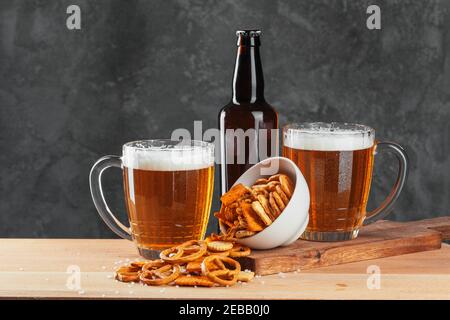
232,45,265,104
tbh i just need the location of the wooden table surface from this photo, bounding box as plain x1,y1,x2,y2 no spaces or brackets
0,239,449,300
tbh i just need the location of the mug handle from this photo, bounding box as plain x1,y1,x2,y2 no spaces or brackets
89,155,132,240
364,141,409,225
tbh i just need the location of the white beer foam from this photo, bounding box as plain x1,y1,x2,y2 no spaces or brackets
284,128,374,151
123,146,214,171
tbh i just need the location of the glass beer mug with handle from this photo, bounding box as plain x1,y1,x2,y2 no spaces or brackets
89,140,215,258
282,123,408,241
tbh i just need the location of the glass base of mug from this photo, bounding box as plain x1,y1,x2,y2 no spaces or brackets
137,247,161,259
300,229,360,241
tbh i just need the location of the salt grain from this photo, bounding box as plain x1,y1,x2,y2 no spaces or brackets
101,266,106,270
19,267,24,271
115,290,119,294
78,290,85,295
129,291,134,295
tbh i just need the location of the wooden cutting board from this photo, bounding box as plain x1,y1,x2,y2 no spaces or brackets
238,217,450,275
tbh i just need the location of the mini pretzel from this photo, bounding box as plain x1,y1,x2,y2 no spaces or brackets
254,178,268,185
201,256,241,286
160,240,207,264
115,266,141,282
269,192,282,217
275,185,290,205
266,181,280,191
279,174,294,198
229,244,251,257
235,230,256,238
159,246,184,263
272,190,286,211
142,259,166,272
268,174,281,182
207,250,230,257
129,261,146,270
139,264,181,286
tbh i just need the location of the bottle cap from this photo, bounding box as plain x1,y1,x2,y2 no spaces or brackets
236,30,261,46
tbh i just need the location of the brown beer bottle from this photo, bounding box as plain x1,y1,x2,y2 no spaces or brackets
219,30,279,194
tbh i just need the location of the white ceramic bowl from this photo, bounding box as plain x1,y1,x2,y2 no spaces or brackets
220,156,310,250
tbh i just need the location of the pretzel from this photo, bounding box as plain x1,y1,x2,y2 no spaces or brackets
129,261,146,270
275,185,290,205
207,250,230,257
115,266,141,282
114,239,253,287
235,230,256,238
272,190,286,211
253,178,269,185
201,255,241,286
139,264,181,286
175,275,216,287
269,192,282,217
160,240,207,264
142,259,166,272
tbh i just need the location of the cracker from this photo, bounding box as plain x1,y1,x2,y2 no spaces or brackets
279,174,294,198
207,241,234,252
220,183,250,206
241,202,265,232
257,194,275,220
251,201,273,226
186,261,202,273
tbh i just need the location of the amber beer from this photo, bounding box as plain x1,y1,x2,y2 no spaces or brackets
122,141,214,254
283,123,377,241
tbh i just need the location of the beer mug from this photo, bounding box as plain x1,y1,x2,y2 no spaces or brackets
89,140,215,258
282,122,408,241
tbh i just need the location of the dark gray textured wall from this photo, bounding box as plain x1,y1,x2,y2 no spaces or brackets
0,0,449,238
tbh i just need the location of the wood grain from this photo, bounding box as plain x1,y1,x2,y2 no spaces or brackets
0,239,449,299
239,217,450,275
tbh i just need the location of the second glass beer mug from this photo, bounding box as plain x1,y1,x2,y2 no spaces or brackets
90,140,215,258
283,123,408,241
